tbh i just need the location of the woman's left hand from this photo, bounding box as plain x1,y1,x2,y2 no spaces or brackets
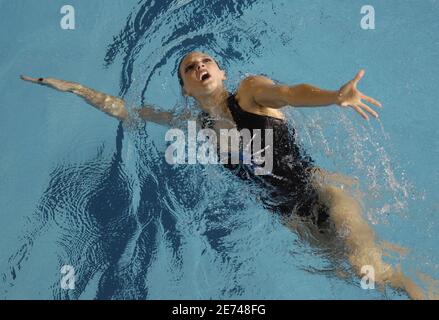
336,69,382,120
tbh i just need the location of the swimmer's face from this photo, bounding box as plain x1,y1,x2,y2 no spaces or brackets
179,52,226,98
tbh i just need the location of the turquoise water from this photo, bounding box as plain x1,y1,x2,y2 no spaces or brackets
1,0,438,299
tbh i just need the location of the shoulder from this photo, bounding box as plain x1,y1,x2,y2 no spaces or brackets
235,75,275,105
234,75,285,119
236,75,275,94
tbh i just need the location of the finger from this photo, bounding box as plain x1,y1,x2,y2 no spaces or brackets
362,94,382,108
20,75,45,84
20,75,37,82
351,104,369,121
353,69,365,85
359,102,379,118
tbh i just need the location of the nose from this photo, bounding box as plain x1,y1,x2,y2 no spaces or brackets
196,62,205,70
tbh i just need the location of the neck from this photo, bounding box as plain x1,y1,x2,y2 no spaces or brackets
195,87,229,116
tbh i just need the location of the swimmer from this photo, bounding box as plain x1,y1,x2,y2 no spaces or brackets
20,51,426,299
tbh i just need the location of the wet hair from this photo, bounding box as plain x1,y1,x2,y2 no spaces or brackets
177,53,222,87
177,57,186,87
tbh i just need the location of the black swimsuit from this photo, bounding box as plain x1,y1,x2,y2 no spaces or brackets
200,93,329,226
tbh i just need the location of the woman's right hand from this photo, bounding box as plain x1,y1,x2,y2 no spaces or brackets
20,75,130,121
20,75,77,92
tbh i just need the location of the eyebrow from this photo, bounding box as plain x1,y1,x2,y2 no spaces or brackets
183,56,212,69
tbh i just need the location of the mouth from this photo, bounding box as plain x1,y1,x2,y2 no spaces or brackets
198,70,211,82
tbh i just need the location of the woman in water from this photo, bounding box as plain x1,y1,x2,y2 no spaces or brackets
21,51,425,299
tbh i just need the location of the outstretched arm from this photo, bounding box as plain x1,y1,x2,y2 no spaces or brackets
20,76,175,126
240,70,382,120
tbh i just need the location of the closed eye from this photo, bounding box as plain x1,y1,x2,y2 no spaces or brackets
185,58,213,72
184,64,195,73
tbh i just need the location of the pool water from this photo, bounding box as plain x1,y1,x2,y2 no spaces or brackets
1,0,438,299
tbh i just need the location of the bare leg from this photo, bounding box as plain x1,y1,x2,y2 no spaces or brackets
310,169,425,300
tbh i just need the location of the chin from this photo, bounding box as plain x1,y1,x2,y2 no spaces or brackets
197,85,219,97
